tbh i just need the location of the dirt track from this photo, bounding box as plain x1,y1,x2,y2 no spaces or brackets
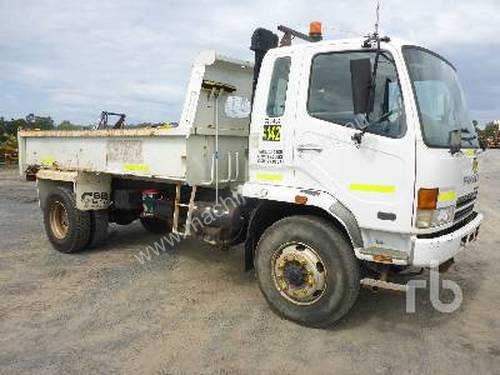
1,152,500,374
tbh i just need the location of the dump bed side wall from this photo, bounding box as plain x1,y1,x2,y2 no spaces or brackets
19,50,253,187
21,131,188,181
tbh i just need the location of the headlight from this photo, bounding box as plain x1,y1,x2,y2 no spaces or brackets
416,209,433,228
434,206,455,225
416,206,455,228
416,188,456,229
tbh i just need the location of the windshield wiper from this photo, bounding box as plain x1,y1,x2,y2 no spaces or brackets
352,110,395,145
368,110,394,126
462,134,477,146
457,126,478,146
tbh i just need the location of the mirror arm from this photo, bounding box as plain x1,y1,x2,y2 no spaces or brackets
351,132,364,147
352,34,391,148
448,129,463,155
353,37,383,147
365,38,382,122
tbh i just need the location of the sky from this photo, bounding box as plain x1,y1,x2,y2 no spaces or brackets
0,0,499,126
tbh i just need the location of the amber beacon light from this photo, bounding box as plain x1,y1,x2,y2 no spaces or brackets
309,21,323,40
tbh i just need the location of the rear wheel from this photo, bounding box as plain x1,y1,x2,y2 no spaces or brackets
111,210,139,225
255,215,360,327
140,217,171,234
88,210,109,248
43,186,91,253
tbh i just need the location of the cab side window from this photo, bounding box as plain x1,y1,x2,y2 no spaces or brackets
307,51,405,138
266,57,291,117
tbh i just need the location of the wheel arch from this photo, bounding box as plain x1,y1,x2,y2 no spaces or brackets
244,200,363,270
36,170,111,211
38,178,74,209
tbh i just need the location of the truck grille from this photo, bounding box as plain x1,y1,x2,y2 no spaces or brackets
454,191,478,223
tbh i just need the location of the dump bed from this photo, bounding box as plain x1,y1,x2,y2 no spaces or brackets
18,51,254,187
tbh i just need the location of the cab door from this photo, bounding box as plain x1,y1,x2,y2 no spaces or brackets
293,45,417,233
248,51,298,187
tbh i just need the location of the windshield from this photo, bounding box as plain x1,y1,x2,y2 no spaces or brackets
403,47,479,148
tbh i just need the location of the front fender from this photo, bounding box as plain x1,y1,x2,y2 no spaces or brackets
241,182,364,249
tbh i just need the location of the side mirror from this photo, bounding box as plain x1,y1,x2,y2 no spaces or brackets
350,58,373,115
449,129,462,155
478,137,487,151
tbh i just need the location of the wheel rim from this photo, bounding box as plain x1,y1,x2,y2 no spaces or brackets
271,241,327,306
49,201,69,239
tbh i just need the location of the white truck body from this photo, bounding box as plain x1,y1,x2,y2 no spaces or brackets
20,37,482,267
18,28,483,326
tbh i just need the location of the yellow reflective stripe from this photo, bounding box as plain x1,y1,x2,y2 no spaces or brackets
349,184,396,194
124,164,150,172
41,157,56,165
464,149,475,157
256,173,284,182
438,191,457,202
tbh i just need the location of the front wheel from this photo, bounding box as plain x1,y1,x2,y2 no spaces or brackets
255,215,360,327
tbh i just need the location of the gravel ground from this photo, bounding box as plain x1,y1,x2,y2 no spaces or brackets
1,152,500,374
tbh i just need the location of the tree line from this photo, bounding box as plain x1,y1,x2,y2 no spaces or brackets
0,114,177,162
477,121,500,148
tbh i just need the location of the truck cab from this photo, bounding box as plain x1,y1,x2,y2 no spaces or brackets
244,34,483,270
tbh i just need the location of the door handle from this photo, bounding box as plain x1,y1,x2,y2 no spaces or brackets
297,144,323,152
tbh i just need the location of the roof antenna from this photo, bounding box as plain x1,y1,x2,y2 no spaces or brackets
363,0,390,48
374,0,380,36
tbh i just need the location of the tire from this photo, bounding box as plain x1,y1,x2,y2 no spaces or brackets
43,186,91,253
87,210,109,248
140,217,171,234
255,215,360,327
112,210,139,225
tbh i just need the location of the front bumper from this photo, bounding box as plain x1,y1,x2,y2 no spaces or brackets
412,212,483,267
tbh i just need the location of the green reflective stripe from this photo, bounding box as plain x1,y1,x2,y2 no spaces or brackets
349,184,396,194
438,191,457,202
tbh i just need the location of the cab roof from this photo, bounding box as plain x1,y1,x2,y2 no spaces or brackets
270,36,419,54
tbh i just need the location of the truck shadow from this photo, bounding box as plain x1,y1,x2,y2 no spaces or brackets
332,260,486,332
84,222,167,254
79,224,487,332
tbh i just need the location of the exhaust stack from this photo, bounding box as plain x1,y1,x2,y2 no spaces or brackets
250,28,279,100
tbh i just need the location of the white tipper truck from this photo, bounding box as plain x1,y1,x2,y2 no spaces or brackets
18,23,483,327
